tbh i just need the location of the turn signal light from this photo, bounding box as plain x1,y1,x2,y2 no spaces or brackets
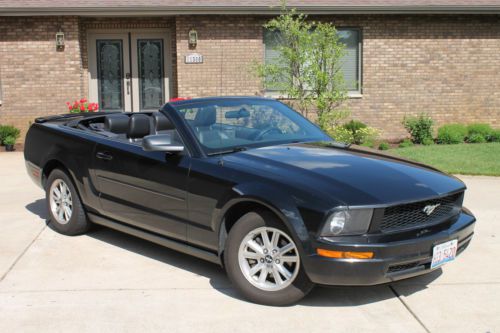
317,249,374,259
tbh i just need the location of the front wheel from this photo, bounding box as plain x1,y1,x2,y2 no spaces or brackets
46,168,90,235
224,210,314,306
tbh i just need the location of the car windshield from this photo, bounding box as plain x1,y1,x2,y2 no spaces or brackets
170,98,332,155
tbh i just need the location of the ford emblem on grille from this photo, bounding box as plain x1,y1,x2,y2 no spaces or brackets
422,203,441,216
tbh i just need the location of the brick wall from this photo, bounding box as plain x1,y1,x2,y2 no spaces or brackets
0,16,83,141
176,16,263,97
1,14,500,143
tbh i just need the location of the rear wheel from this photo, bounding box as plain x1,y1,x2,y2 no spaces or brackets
46,169,89,235
224,210,314,306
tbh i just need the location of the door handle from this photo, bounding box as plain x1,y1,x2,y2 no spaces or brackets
96,151,113,161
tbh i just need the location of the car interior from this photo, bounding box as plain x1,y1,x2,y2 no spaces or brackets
69,112,182,146
68,105,305,151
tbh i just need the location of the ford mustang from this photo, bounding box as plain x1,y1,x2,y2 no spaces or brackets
24,97,475,305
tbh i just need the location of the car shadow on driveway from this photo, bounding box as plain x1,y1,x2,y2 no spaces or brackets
25,198,442,307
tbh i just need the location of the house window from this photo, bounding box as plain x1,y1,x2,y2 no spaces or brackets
263,28,362,94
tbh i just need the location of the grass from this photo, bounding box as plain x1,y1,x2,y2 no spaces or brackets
390,142,500,176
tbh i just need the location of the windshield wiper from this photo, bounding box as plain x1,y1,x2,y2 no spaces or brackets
207,147,248,156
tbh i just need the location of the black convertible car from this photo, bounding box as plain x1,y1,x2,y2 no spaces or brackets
24,97,475,305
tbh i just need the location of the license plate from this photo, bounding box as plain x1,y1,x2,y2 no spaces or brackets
431,239,458,269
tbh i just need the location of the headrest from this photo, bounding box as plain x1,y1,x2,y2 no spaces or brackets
193,106,216,127
153,113,174,132
127,114,150,139
104,114,129,133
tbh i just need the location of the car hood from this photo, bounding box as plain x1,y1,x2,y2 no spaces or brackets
222,142,465,206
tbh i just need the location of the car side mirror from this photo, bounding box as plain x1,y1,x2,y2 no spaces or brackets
142,134,184,153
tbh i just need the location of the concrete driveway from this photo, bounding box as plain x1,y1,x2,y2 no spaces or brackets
0,152,499,332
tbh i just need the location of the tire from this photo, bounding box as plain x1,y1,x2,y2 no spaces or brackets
224,210,314,306
45,168,90,236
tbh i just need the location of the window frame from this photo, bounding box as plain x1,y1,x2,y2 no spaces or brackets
262,26,363,98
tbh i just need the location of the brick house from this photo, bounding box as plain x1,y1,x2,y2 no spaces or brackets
1,1,500,142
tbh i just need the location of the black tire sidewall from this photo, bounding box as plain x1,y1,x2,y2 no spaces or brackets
224,210,314,306
45,169,89,235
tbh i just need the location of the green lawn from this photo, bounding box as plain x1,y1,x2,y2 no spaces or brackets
390,142,500,176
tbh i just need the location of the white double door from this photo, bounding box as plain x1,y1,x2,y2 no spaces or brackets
88,30,172,112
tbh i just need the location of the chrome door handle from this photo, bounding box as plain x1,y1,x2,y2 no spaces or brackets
96,151,113,161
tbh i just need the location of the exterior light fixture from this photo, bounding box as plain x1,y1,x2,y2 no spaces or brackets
188,28,198,48
56,30,65,50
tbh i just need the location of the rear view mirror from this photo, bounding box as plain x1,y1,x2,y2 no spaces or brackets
142,134,184,153
225,108,250,119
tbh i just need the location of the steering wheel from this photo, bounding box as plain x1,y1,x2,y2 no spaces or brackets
254,127,283,141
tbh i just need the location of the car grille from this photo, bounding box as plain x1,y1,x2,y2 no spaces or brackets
379,193,462,233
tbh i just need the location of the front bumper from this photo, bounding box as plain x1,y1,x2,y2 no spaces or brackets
302,210,475,286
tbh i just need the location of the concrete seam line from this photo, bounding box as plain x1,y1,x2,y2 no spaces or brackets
0,225,47,283
389,285,431,333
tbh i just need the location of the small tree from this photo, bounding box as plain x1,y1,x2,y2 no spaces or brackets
256,5,349,130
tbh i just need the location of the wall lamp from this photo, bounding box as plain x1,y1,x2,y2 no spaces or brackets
56,30,65,50
188,28,198,48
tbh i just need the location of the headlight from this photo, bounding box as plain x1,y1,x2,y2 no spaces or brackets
320,208,373,236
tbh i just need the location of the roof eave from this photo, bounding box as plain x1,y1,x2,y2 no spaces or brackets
2,6,500,16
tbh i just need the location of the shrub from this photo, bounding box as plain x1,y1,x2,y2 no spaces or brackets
3,135,16,146
399,138,414,148
467,133,487,143
342,120,367,144
327,121,379,146
378,142,390,150
402,114,434,144
422,137,435,145
0,125,21,144
490,129,500,142
467,123,493,138
437,124,467,144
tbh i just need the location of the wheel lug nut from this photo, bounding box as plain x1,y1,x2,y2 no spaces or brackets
263,249,268,254
272,249,277,254
275,259,280,264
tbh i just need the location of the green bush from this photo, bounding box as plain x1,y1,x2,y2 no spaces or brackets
378,142,390,150
3,135,16,145
0,125,21,144
490,129,500,142
402,114,434,144
467,133,487,143
422,137,435,145
327,120,379,146
467,123,493,139
437,124,468,144
342,120,368,145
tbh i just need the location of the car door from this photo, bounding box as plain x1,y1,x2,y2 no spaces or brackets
92,136,189,241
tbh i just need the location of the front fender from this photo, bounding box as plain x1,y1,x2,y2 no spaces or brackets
216,182,315,256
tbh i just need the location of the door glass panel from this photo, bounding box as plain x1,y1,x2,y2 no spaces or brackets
96,40,124,111
138,39,164,111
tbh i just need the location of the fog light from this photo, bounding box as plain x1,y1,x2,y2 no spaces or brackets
317,249,374,259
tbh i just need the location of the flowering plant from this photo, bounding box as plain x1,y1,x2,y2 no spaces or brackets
66,98,99,113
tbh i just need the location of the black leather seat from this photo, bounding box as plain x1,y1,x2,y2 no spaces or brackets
152,112,174,134
104,114,129,137
192,106,222,144
127,114,151,142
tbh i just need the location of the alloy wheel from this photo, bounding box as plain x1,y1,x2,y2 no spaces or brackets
238,227,300,291
49,179,73,225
